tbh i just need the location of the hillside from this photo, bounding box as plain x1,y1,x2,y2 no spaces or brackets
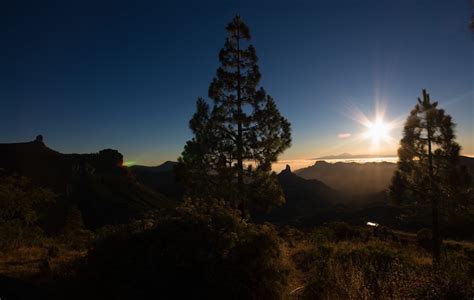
130,161,183,201
296,156,474,195
460,156,474,177
295,160,396,194
254,165,337,224
0,136,171,230
314,153,395,160
131,161,177,173
130,163,340,223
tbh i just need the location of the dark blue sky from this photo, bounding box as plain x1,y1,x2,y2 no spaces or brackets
1,0,473,165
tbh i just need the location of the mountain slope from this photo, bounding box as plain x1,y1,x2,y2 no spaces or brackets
256,165,338,223
131,161,178,173
130,161,183,201
296,156,474,195
295,161,397,194
0,137,171,230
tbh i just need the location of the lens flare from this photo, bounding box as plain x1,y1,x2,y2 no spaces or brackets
366,120,390,144
339,98,405,153
123,161,136,167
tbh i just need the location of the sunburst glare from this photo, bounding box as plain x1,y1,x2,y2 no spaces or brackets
364,119,390,146
339,97,405,154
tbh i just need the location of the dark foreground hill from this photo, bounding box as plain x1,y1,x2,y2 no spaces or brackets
0,136,171,230
130,161,183,201
460,155,474,175
131,161,177,173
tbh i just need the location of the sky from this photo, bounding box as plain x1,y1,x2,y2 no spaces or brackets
1,0,473,166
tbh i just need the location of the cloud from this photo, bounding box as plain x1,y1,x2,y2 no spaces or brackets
338,133,351,139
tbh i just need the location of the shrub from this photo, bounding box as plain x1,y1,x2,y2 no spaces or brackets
412,253,474,299
280,225,304,246
327,222,365,242
310,226,334,244
302,238,474,299
302,243,336,297
48,245,60,258
63,206,85,235
303,242,415,299
0,175,55,251
63,205,94,250
417,228,432,251
77,200,290,299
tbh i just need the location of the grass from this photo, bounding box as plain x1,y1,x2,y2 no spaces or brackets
282,225,474,299
0,241,86,280
1,224,472,299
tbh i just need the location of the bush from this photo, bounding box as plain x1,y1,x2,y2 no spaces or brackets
301,243,335,297
280,225,304,247
48,245,60,258
76,200,290,299
302,238,474,299
63,205,94,250
303,242,415,299
412,253,474,299
310,226,334,244
327,222,366,241
0,222,45,250
0,175,55,251
417,228,432,251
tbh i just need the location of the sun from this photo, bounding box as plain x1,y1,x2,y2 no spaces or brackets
341,99,405,153
366,120,390,144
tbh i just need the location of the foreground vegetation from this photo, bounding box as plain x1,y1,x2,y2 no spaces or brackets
1,202,473,299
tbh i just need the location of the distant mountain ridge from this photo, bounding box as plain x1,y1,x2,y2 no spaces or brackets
296,156,474,195
295,160,397,194
131,161,178,173
314,153,396,160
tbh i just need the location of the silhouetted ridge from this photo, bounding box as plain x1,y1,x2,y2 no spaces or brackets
315,153,395,160
131,161,178,173
130,161,183,201
0,137,171,230
295,160,397,195
295,157,474,195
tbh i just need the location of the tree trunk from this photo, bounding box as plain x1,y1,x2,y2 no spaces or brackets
431,196,441,263
235,29,245,215
427,122,441,264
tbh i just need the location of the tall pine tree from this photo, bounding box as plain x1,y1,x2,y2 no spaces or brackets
389,89,471,263
178,16,291,215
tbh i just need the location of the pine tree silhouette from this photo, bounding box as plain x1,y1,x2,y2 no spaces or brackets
179,15,291,215
390,89,470,263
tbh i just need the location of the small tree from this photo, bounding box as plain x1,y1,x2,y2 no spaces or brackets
179,16,291,215
64,205,85,236
389,89,470,263
0,175,55,250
